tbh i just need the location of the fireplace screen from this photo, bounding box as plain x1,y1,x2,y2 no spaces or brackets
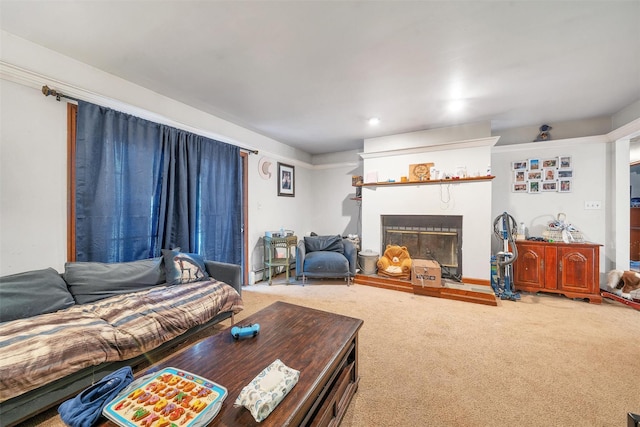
386,230,458,267
381,215,462,277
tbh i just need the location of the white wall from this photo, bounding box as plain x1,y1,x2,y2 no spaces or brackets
245,151,362,280
613,99,640,130
309,150,362,237
0,32,318,278
494,117,613,146
0,81,68,273
361,126,496,281
491,136,609,278
247,154,316,279
0,31,363,281
3,30,639,283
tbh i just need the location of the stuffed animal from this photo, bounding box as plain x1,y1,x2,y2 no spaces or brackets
377,245,412,279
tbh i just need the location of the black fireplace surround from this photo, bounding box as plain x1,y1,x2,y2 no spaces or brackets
381,215,462,279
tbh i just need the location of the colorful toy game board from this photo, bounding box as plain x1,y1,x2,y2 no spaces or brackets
103,367,227,427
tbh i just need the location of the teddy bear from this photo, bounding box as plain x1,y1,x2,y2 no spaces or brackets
377,245,412,279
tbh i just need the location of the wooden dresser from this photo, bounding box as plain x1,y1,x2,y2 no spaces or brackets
513,240,602,303
631,208,640,261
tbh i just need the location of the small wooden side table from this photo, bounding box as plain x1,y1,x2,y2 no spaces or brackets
263,235,297,284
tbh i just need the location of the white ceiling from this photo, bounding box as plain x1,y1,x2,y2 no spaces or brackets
1,1,639,155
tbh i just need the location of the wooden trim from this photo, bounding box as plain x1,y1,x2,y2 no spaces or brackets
241,151,249,286
462,277,491,287
67,103,77,262
354,274,497,306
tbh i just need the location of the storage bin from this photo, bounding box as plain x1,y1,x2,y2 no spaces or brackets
358,251,379,275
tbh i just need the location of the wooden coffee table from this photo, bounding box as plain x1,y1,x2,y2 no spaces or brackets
99,301,363,426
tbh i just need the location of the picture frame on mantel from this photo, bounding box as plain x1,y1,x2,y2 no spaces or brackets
278,163,295,197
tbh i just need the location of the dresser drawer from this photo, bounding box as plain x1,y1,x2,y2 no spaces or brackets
310,360,355,427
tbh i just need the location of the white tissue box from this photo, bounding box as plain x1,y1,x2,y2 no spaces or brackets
234,359,300,422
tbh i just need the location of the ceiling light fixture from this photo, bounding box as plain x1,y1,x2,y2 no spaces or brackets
368,117,380,126
448,100,465,113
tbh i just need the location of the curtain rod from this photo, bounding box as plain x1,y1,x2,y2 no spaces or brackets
41,84,259,155
42,85,79,102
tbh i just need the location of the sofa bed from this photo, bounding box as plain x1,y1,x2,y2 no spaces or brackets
0,250,243,426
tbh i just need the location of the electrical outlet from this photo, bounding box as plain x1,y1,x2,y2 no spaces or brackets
584,201,601,210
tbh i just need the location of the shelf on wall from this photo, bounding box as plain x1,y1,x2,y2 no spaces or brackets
354,175,495,188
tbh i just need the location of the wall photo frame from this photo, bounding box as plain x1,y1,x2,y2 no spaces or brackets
527,171,542,181
559,156,572,169
277,163,295,197
512,160,527,171
510,154,574,195
543,168,556,182
513,183,528,193
559,179,572,193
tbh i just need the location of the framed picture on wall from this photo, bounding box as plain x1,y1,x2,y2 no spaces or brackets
513,183,528,193
512,160,528,171
277,163,295,197
542,157,558,168
527,171,542,180
559,156,572,169
543,168,556,182
559,179,572,193
510,154,573,196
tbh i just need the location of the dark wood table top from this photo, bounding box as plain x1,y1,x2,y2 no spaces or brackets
99,301,363,427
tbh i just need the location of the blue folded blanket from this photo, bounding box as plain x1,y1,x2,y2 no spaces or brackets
58,366,134,427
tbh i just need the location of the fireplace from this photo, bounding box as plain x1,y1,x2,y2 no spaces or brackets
381,215,462,278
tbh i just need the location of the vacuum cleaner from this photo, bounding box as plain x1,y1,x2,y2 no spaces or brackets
492,212,521,301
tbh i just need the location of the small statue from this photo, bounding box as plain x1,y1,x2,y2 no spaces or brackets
534,124,552,142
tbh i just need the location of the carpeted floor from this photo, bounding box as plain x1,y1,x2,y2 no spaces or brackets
19,276,640,426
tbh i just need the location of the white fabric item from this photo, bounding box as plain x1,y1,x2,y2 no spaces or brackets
234,359,300,422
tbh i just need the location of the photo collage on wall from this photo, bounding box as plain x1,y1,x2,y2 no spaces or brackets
512,156,573,193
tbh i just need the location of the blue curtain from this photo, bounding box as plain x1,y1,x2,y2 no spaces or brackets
76,101,242,265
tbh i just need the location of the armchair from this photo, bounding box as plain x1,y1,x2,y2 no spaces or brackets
295,235,356,285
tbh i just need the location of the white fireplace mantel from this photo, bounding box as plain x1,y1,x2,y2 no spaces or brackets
360,135,495,282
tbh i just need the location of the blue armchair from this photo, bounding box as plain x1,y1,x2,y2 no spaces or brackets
295,235,357,285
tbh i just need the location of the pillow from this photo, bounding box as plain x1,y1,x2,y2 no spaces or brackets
304,235,344,253
162,248,208,285
64,257,166,304
0,267,75,322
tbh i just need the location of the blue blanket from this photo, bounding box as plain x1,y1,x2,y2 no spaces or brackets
58,366,134,427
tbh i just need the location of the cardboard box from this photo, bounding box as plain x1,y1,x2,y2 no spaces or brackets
412,259,442,288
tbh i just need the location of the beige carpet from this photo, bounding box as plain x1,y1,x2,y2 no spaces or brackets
21,278,639,427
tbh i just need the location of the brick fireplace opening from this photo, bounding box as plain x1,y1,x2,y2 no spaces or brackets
381,215,463,279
